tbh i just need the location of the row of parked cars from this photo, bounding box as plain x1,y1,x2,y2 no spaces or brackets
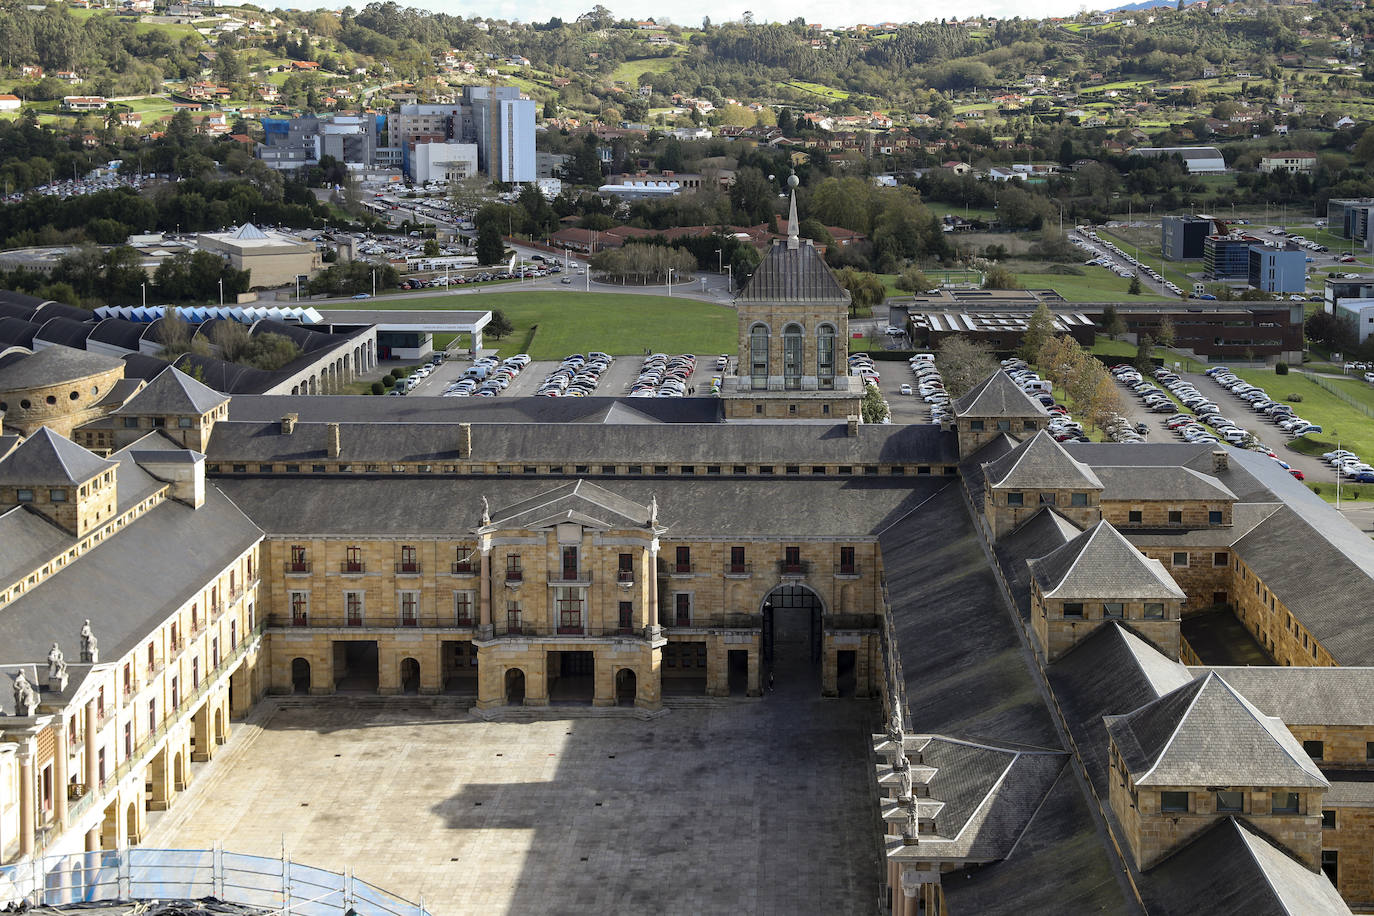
1074,228,1181,296
537,352,612,398
901,354,951,421
1318,449,1374,483
1001,359,1096,442
847,353,881,388
442,354,531,397
629,353,695,398
1205,368,1323,439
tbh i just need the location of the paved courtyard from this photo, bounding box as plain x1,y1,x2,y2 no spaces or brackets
145,681,881,916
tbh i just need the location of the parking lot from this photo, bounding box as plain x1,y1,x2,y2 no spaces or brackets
399,353,723,400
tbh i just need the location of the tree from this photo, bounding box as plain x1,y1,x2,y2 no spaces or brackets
1128,275,1142,296
475,222,506,266
836,268,886,317
1135,333,1155,372
449,175,490,215
1019,302,1057,363
894,266,932,293
983,265,1021,290
1101,304,1126,340
1156,315,1176,348
487,309,514,340
937,335,999,398
423,238,441,257
1086,372,1124,432
861,383,889,424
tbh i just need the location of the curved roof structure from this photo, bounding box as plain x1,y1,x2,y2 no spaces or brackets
89,317,150,351
0,318,41,350
34,317,97,350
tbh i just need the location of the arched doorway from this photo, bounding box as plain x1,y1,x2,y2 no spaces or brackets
214,708,225,745
762,584,824,690
291,658,311,695
505,668,526,705
126,802,139,845
615,668,637,706
173,752,186,792
400,657,421,694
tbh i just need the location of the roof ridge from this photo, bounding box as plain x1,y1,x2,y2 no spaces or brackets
1210,673,1327,784
946,752,1020,844
1133,674,1211,785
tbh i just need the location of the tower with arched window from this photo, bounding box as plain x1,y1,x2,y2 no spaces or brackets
722,186,861,420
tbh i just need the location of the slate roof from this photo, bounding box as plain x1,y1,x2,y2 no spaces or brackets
0,505,75,590
1188,667,1374,726
735,238,849,304
1029,520,1185,601
952,371,1050,419
0,318,40,349
994,506,1083,621
983,430,1102,490
489,479,651,530
227,394,724,425
214,475,942,539
0,344,123,390
0,427,117,486
1145,818,1350,916
1104,672,1328,788
1094,465,1236,502
204,419,959,467
112,366,228,417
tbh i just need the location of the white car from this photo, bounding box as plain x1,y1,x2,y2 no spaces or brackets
899,384,912,395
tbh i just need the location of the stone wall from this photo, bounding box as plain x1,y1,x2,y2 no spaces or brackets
1324,803,1374,908
0,363,125,439
1230,555,1336,666
1138,546,1232,613
1031,586,1181,661
1101,500,1233,529
985,486,1101,540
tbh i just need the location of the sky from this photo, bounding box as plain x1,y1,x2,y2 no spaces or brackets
304,0,1103,30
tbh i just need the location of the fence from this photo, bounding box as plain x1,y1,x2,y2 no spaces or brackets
0,848,430,916
1302,371,1374,419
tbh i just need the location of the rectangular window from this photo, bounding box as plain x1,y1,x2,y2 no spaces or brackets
399,545,418,573
556,587,583,633
289,591,308,625
1070,492,1087,507
839,546,856,576
784,546,801,573
506,554,522,581
674,592,691,627
453,591,473,625
1172,552,1189,567
1213,552,1229,567
675,546,691,574
453,546,474,574
1160,791,1189,813
618,601,634,633
1063,603,1085,619
345,591,363,626
290,545,307,572
15,489,32,502
505,602,522,634
344,545,362,573
969,420,985,431
1367,741,1374,761
1322,849,1338,885
1322,809,1336,829
996,420,1011,432
1007,492,1023,507
1216,791,1243,813
618,553,634,583
49,489,67,502
1168,510,1183,524
730,546,746,574
400,591,419,626
561,546,579,581
1271,791,1299,814
1303,740,1324,761
1128,510,1142,524
1208,510,1223,524
1103,602,1123,619
1039,493,1056,506
1144,603,1165,620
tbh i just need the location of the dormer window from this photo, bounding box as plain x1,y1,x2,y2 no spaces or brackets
178,417,194,428
1070,493,1088,507
969,420,985,431
49,489,67,502
16,489,33,502
1007,492,1023,506
1160,791,1189,813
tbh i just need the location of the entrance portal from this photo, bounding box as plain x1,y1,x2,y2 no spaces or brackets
762,584,824,690
728,649,749,696
504,668,526,705
291,658,310,695
333,641,379,693
400,657,421,694
549,651,594,704
836,650,857,697
615,668,637,706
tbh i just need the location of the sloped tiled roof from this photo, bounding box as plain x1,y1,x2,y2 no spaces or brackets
1188,666,1374,727
0,344,123,389
1029,520,1184,602
735,239,849,304
1095,465,1236,502
983,430,1103,490
489,479,651,530
1104,672,1328,788
0,427,117,486
112,366,228,417
952,371,1051,419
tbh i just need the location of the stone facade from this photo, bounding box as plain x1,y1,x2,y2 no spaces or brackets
984,485,1100,540
1030,587,1181,662
0,362,125,439
1323,803,1374,908
1101,500,1234,529
1230,554,1335,666
955,416,1045,458
1140,546,1234,613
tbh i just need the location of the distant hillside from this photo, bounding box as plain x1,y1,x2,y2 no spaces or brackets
1101,0,1192,11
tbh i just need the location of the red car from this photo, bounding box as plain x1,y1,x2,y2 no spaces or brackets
1289,469,1305,481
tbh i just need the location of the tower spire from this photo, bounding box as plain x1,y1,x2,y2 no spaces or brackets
786,172,800,249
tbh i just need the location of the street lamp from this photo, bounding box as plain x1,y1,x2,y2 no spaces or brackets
372,269,377,298
141,282,146,309
716,248,723,275
667,268,676,297
218,278,223,308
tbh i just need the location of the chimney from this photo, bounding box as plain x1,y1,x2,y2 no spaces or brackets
327,423,341,459
847,415,860,437
281,413,298,435
1212,449,1228,473
458,422,472,458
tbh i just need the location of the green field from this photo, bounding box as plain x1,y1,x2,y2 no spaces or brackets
320,291,736,359
1225,368,1374,460
609,57,676,85
781,80,849,101
1014,265,1171,302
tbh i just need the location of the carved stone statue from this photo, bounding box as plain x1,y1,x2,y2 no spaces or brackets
47,643,67,680
902,799,920,845
897,755,914,802
480,495,491,527
12,670,37,717
648,494,658,529
887,709,903,745
80,619,98,663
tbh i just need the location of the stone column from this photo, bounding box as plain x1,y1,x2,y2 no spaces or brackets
706,637,727,697
747,646,761,697
647,540,661,635
85,826,100,852
54,721,69,827
478,545,493,639
18,747,34,858
84,699,98,790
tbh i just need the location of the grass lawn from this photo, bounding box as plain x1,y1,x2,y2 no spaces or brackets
1311,373,1374,412
781,80,849,100
1224,368,1374,460
1015,265,1172,302
320,291,735,360
610,57,677,84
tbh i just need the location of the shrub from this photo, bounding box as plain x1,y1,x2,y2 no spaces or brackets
381,374,395,387
394,366,412,378
370,381,384,395
1275,362,1289,375
1311,484,1323,495
1286,393,1303,402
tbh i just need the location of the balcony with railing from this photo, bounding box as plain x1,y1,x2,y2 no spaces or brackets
270,614,475,630
548,569,592,587
340,561,366,575
778,559,811,578
395,562,422,576
724,563,753,579
284,561,312,576
834,563,861,579
658,559,696,577
615,568,635,587
504,568,524,585
490,623,645,639
450,560,477,576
